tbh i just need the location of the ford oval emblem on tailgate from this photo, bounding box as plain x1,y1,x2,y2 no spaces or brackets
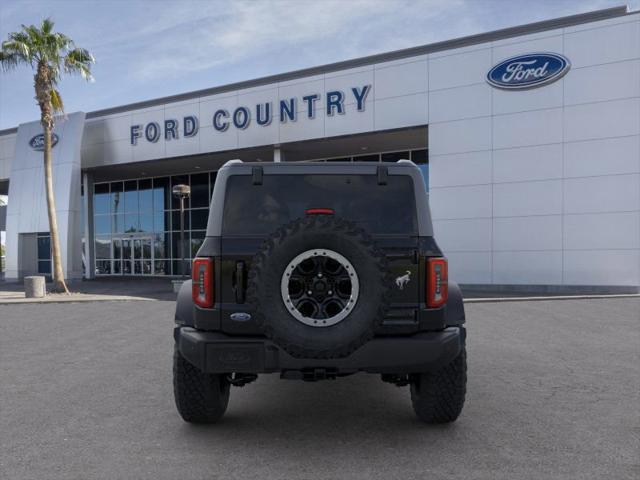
230,312,252,322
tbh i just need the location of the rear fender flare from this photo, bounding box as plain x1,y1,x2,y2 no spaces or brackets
175,280,194,326
445,281,465,326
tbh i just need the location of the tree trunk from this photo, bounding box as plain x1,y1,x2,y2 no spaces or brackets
36,62,68,294
43,122,69,293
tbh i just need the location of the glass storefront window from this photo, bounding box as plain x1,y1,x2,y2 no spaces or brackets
113,238,122,260
94,184,110,214
124,180,138,213
191,209,208,230
153,177,170,211
95,236,111,259
411,149,428,164
190,173,209,208
171,232,187,259
124,213,139,233
96,260,111,275
353,154,380,162
112,214,124,234
153,233,168,259
171,210,190,231
139,179,153,212
37,234,51,260
38,260,52,274
154,260,170,275
139,212,153,232
95,215,110,235
37,232,52,275
111,182,123,215
381,151,410,162
153,211,168,232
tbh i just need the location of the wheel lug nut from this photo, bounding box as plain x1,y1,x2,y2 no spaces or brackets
307,290,313,295
318,273,323,278
328,290,333,295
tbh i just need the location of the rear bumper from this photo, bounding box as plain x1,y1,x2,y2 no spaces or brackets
174,326,464,375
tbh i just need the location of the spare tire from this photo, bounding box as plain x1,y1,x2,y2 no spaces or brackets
247,215,390,359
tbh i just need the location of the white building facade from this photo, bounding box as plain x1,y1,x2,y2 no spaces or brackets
0,6,638,292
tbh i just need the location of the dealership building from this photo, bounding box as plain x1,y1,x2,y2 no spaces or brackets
0,5,639,292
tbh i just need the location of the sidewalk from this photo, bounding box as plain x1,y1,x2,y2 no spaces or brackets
0,277,177,304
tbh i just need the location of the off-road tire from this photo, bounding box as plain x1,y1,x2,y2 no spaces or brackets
173,345,230,423
247,215,390,359
410,346,467,423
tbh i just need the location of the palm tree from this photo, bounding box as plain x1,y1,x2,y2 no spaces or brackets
0,18,94,293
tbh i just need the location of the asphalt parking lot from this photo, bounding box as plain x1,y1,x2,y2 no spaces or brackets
1,298,638,480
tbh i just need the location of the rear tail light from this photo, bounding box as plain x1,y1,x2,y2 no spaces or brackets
192,257,214,308
427,257,448,308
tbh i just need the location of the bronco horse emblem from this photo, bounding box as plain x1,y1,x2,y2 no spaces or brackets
395,271,411,290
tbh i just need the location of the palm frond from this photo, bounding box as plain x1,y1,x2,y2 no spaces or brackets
2,36,32,64
0,51,20,70
41,17,54,35
50,88,64,113
64,47,94,81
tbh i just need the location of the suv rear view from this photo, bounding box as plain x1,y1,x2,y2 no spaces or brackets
174,160,466,423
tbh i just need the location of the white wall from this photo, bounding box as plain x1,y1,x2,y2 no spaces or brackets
429,12,640,287
5,113,85,280
0,133,16,181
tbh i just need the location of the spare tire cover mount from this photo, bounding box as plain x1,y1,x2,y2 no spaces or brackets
280,248,360,328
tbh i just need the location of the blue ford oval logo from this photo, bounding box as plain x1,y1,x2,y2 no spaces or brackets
230,312,252,322
487,53,570,90
29,133,59,151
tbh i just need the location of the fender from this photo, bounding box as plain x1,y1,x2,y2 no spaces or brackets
175,280,194,327
445,281,465,326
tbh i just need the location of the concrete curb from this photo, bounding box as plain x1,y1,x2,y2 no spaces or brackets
0,295,158,305
464,293,640,303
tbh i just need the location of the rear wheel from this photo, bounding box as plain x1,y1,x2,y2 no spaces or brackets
410,346,467,423
173,345,230,424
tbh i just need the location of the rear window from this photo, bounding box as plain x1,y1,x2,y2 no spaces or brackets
222,174,417,235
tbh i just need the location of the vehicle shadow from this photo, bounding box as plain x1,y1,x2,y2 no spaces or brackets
171,373,462,450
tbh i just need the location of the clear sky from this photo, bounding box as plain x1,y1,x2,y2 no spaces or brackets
0,0,635,130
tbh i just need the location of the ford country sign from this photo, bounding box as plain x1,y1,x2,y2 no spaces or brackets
487,53,570,90
29,133,59,151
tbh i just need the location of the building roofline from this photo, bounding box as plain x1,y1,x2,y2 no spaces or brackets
0,5,631,135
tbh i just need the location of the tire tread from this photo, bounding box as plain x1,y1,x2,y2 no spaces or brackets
410,347,467,423
173,345,230,423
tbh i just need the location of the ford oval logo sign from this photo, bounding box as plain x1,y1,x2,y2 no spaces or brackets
487,53,570,90
29,133,59,151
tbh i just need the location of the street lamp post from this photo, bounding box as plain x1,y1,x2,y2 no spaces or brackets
172,184,191,277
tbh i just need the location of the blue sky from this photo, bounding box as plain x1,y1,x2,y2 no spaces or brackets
0,0,634,130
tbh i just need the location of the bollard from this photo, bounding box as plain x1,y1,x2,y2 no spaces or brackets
24,276,46,298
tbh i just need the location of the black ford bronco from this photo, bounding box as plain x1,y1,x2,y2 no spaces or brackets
173,159,466,423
